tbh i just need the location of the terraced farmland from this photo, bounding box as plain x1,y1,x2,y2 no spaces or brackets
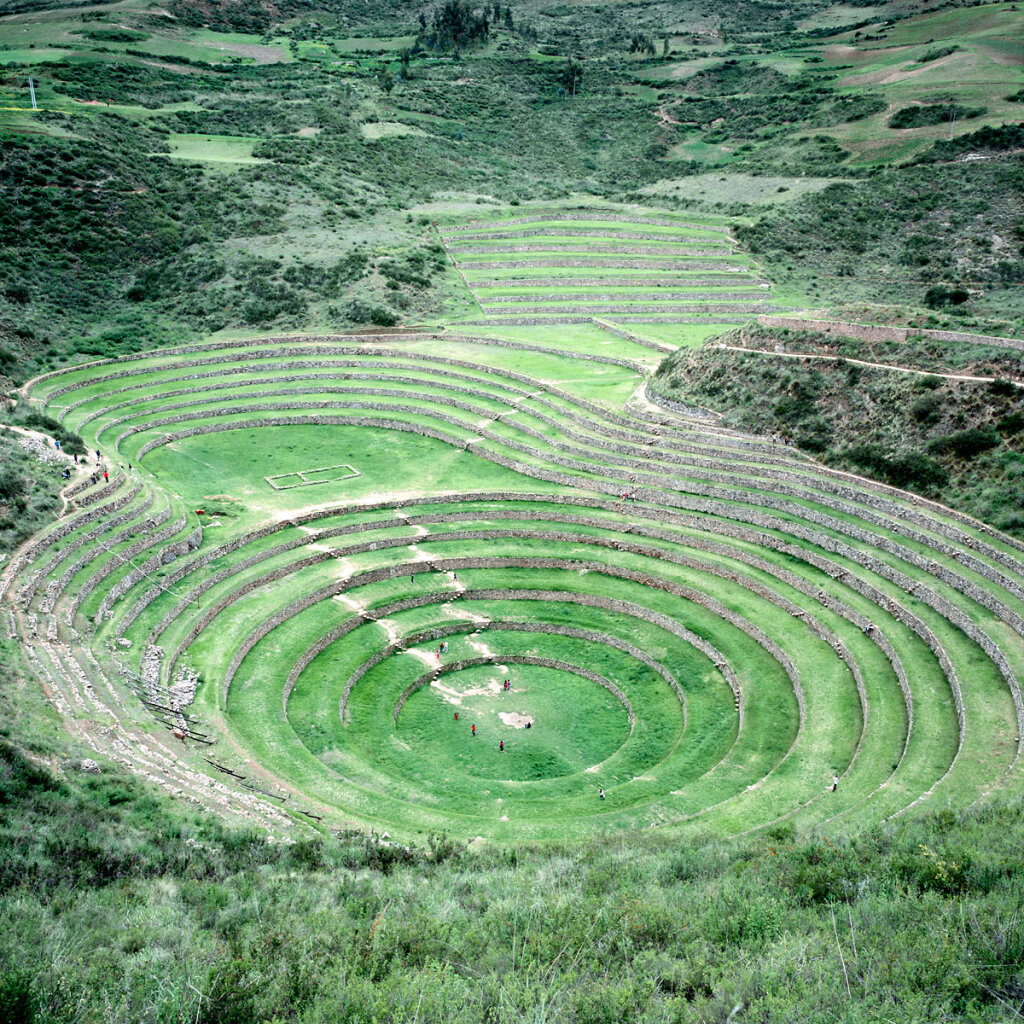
439,210,782,327
6,324,1024,842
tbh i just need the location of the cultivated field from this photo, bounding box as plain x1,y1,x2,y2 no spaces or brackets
6,317,1024,842
438,209,782,329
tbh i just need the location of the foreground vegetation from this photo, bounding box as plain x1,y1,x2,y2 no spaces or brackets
1,729,1023,1024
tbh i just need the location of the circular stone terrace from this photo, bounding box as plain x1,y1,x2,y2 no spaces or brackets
5,321,1024,842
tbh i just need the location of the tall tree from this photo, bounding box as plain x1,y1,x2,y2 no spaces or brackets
559,56,583,97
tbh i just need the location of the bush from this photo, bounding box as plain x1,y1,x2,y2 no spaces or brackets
0,470,26,503
889,104,986,129
910,390,944,425
987,378,1018,398
346,300,399,327
925,285,970,309
0,969,33,1024
928,427,1001,459
847,444,948,490
997,411,1024,435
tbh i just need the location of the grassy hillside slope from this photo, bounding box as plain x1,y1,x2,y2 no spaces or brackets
653,323,1024,533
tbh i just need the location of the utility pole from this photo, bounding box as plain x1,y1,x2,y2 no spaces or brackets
28,76,37,110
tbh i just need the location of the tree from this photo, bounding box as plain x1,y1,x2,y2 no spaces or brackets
629,33,655,55
559,57,583,97
504,6,514,30
378,65,395,95
399,48,412,80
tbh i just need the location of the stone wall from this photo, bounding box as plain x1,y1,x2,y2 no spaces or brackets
473,276,753,289
478,291,764,306
25,492,158,605
478,302,769,316
447,228,730,245
72,514,190,619
7,480,141,580
93,525,201,623
442,213,730,234
454,243,725,257
457,258,742,272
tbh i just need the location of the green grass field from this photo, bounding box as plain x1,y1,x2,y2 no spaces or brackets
166,133,266,167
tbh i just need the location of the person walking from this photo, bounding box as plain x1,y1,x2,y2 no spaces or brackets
499,740,504,752
598,788,605,800
831,774,838,792
454,712,458,721
471,724,476,736
103,470,108,482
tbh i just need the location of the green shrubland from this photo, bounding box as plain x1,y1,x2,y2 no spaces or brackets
653,325,1024,532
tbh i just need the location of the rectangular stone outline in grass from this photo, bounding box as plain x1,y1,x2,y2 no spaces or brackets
265,464,361,490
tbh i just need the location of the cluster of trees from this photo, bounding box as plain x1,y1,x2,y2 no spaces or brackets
417,1,492,51
628,32,656,54
559,56,583,96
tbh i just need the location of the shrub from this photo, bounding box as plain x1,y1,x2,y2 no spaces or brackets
910,390,944,424
987,378,1018,398
928,427,1001,459
847,444,948,490
0,471,24,503
924,285,970,309
0,969,34,1024
346,300,399,327
997,411,1024,435
889,104,986,129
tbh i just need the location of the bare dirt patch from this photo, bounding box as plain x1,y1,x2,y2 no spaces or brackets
499,711,534,728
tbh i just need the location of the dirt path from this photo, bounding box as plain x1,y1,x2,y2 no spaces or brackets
656,104,681,126
0,427,89,585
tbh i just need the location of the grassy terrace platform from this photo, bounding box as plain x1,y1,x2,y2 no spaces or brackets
5,321,1024,842
438,209,782,329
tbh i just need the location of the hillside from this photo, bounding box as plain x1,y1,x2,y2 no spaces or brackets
1,0,1024,1021
1,0,1022,380
653,322,1024,532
